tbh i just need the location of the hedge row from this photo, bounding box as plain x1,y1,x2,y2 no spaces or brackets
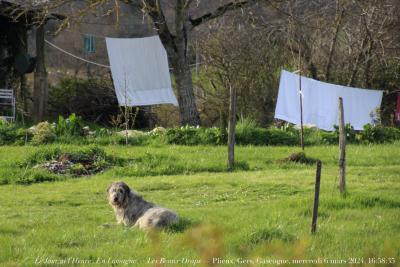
1,118,399,146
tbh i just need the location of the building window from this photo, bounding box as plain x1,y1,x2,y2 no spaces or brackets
84,34,95,54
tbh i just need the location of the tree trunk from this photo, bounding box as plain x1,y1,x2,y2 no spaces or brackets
347,37,367,87
142,0,254,126
33,24,48,123
227,83,237,170
364,39,374,88
326,8,345,81
172,57,201,126
172,3,201,126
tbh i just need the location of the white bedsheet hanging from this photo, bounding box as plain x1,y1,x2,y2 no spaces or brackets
274,70,383,131
106,36,178,106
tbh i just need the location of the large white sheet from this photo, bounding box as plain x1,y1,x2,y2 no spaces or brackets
275,70,383,131
106,36,178,106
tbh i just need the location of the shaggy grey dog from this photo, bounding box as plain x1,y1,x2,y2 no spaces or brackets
107,181,179,230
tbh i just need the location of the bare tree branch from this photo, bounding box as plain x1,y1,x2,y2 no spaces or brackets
189,0,257,28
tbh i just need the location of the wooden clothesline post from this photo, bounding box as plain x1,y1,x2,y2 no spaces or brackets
299,50,305,151
338,97,346,194
227,82,237,170
124,72,129,146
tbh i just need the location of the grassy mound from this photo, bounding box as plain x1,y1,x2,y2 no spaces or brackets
16,146,122,184
277,152,318,165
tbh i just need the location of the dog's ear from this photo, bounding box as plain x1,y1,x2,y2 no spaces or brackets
106,184,112,194
121,182,131,195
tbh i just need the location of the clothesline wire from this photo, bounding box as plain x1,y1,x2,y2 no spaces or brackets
62,28,153,40
78,20,151,27
45,39,202,70
45,39,111,68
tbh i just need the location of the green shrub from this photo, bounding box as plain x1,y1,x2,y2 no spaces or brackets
0,124,16,145
320,131,338,145
0,122,30,145
236,118,264,145
359,124,400,143
265,127,298,146
23,147,62,166
114,134,160,146
0,120,29,144
277,152,318,165
55,113,84,137
166,126,201,145
236,126,268,145
31,122,56,145
382,127,400,142
313,124,357,145
165,126,227,146
49,77,119,125
167,122,298,146
236,118,298,146
197,127,226,145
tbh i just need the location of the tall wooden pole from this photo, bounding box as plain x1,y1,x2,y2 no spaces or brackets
227,83,237,170
299,51,305,150
338,97,346,193
33,24,48,123
124,73,129,146
311,160,322,233
299,73,304,150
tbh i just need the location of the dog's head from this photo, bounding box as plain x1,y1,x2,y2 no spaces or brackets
107,181,131,207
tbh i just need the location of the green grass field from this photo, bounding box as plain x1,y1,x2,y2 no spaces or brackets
0,144,399,266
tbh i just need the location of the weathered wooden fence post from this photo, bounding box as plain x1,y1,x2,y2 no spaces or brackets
311,160,322,234
227,83,237,170
338,97,346,193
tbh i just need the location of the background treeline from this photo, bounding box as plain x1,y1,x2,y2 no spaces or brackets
44,0,400,128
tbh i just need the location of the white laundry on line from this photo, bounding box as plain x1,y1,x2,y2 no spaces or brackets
106,36,178,106
274,70,383,131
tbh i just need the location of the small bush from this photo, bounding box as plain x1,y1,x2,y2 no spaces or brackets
165,126,226,145
55,113,84,137
277,152,318,165
236,126,268,145
265,127,298,146
197,127,226,145
0,122,30,145
235,118,263,144
49,77,119,125
165,126,201,145
325,124,357,144
114,134,159,146
31,122,56,145
359,124,400,143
